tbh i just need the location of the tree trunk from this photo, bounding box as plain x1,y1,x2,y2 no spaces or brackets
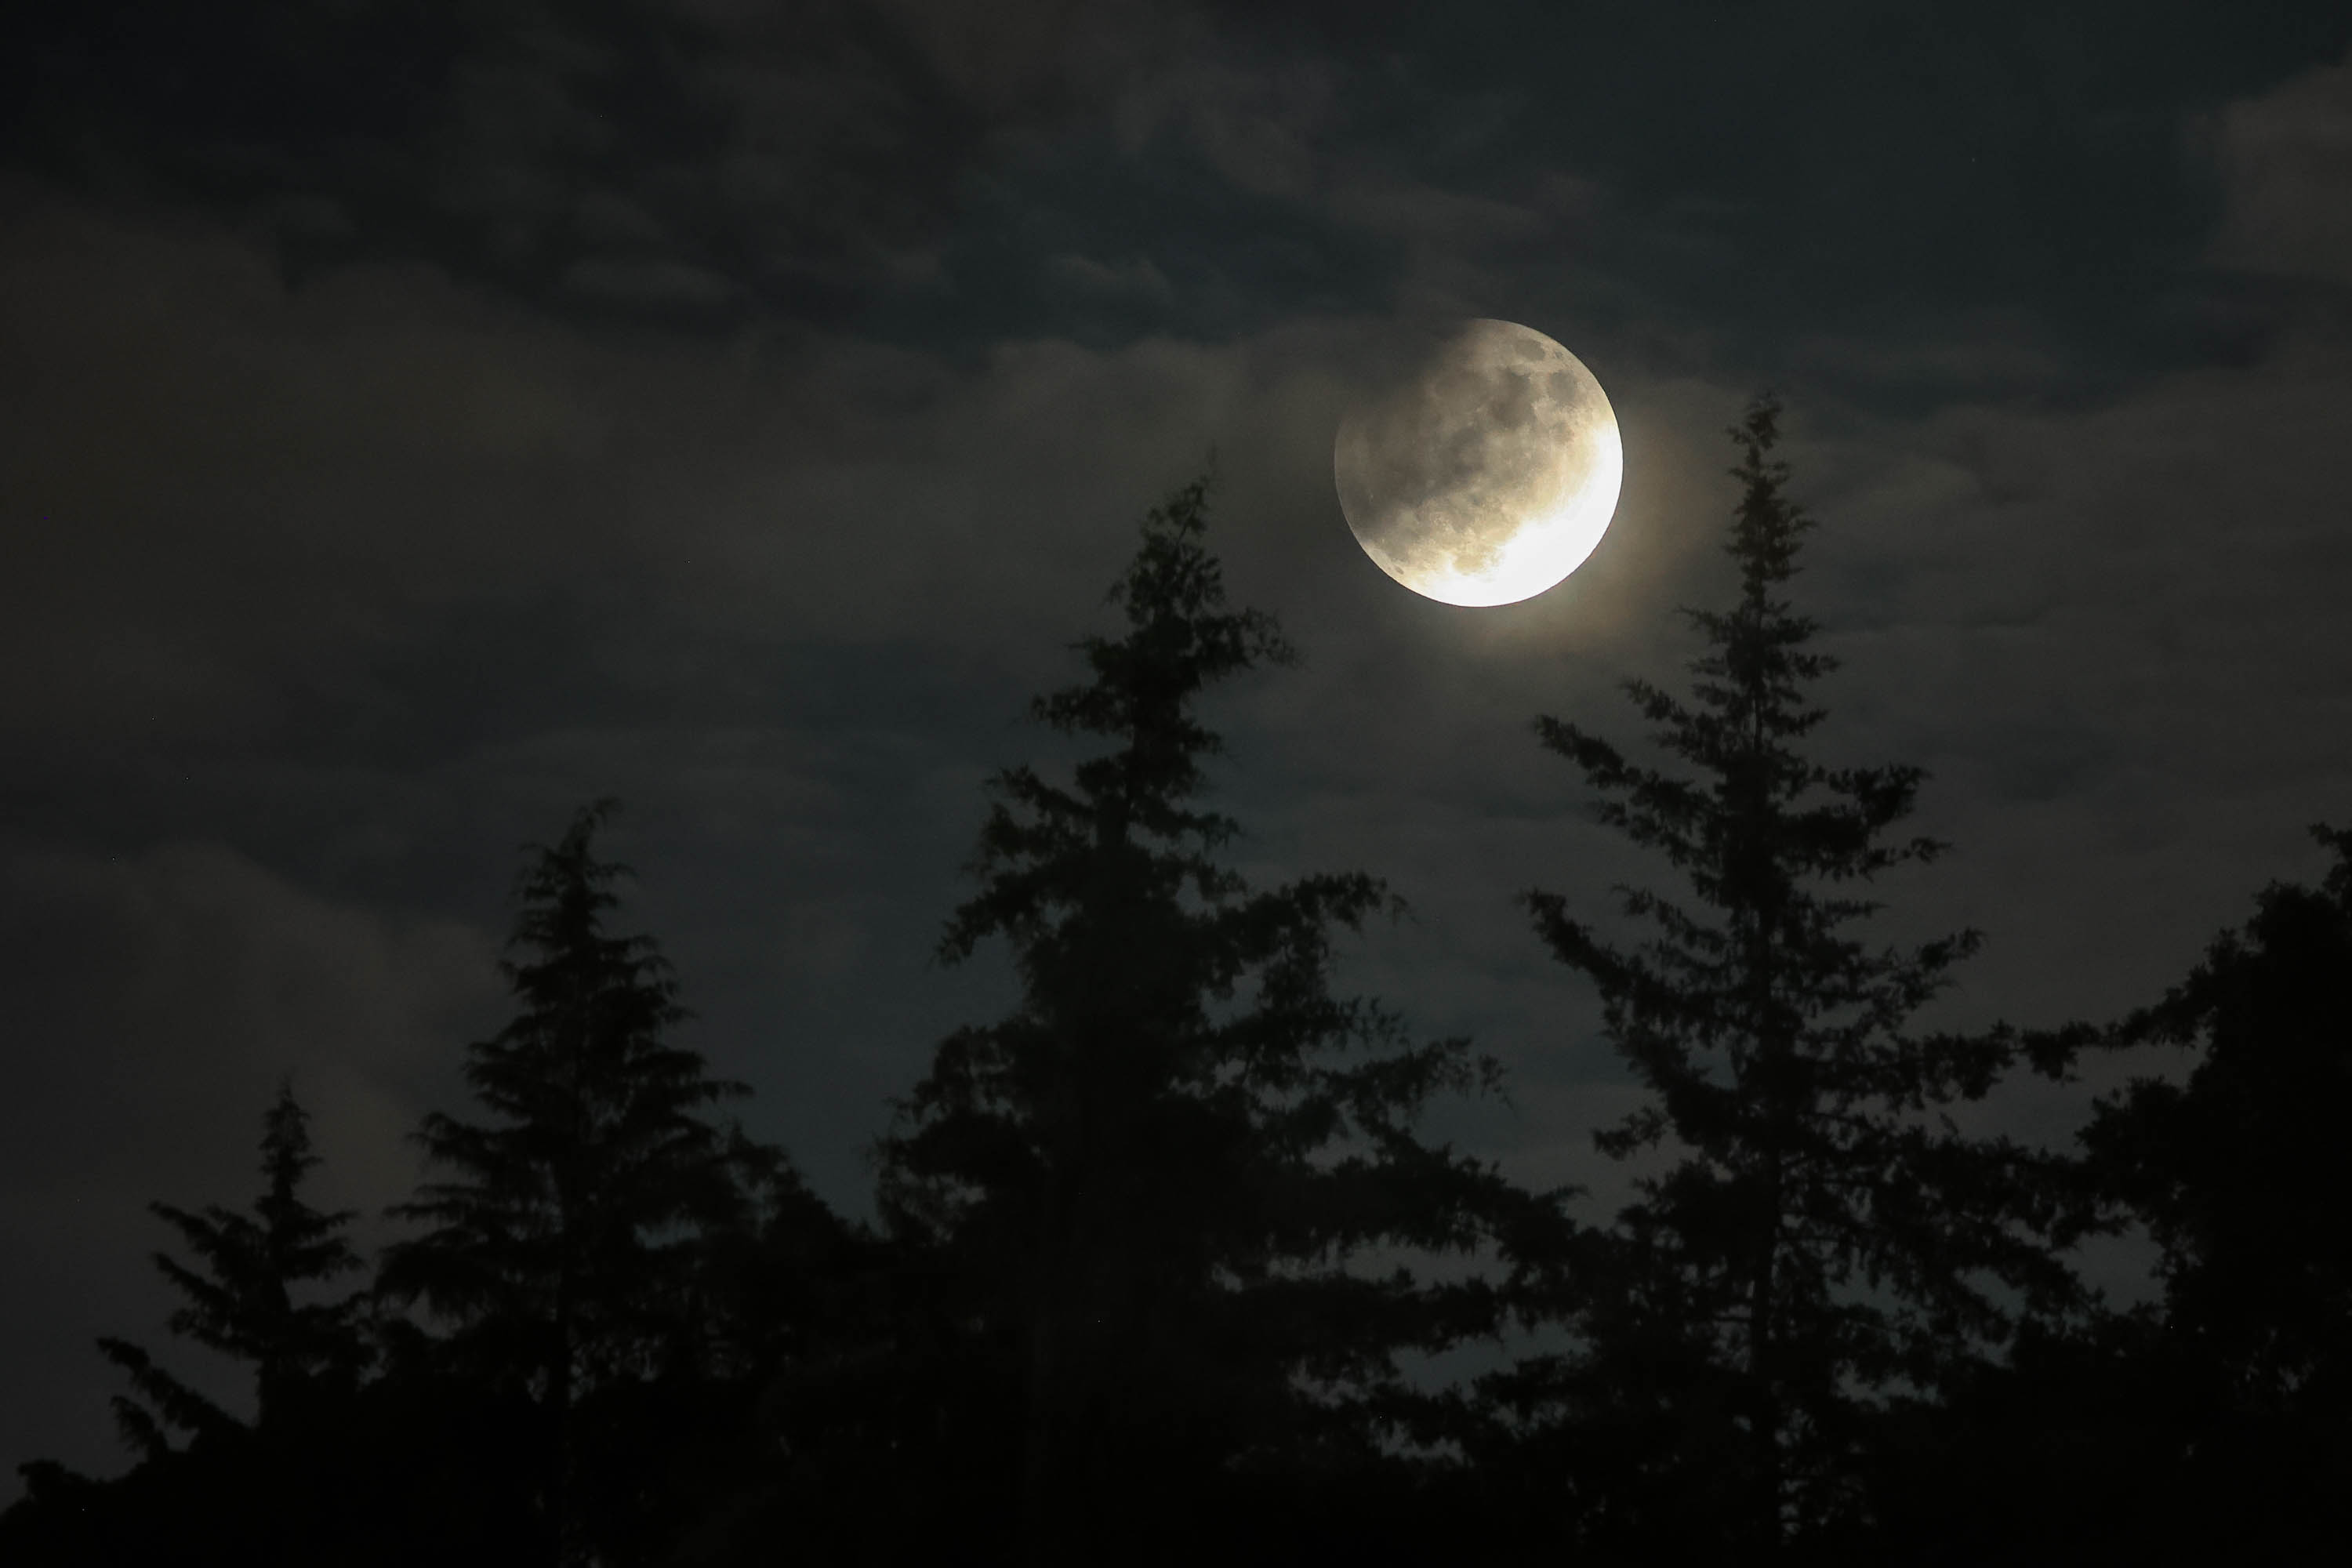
1023,1139,1073,1568
552,1284,580,1568
1747,1151,1781,1555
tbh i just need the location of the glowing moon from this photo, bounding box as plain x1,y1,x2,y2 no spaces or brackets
1334,319,1622,607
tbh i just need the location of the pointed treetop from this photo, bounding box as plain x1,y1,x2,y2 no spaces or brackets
503,797,636,970
379,797,751,1414
1724,391,1816,601
97,1080,365,1455
1033,474,1293,808
940,476,1298,963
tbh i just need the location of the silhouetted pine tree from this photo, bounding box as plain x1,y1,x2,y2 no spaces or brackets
878,478,1523,1566
378,801,755,1566
1865,829,2352,1565
96,1080,365,1457
2072,823,2352,1552
1504,397,2075,1554
2085,825,2352,1414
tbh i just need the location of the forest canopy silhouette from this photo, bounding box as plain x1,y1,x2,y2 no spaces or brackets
6,402,2346,1567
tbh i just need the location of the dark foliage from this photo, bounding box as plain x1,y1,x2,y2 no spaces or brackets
2085,825,2352,1416
2,1086,548,1566
1495,397,2080,1555
3,1372,547,1567
1878,827,2352,1563
376,800,822,1563
379,802,744,1374
9,456,2349,1564
876,476,1537,1564
5,808,859,1567
94,1081,368,1457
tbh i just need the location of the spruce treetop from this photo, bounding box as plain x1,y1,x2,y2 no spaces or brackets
381,800,747,1392
97,1081,365,1456
938,475,1298,967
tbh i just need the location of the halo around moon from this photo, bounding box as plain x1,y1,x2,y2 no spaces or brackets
1334,318,1622,607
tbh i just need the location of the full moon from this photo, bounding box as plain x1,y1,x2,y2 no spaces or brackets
1334,318,1622,607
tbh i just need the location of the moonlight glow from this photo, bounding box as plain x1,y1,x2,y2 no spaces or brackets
1334,319,1623,607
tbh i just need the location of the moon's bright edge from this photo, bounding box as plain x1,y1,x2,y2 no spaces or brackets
1334,319,1623,608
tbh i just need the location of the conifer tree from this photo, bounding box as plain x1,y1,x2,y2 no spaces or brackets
2084,825,2352,1400
879,478,1519,1565
97,1081,365,1457
2075,825,2352,1542
379,800,753,1564
1511,397,2074,1551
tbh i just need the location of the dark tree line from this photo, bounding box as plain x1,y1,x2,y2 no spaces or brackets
7,405,2347,1565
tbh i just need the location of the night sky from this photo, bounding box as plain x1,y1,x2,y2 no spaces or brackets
5,0,2350,1497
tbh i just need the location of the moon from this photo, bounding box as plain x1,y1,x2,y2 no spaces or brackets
1334,318,1622,607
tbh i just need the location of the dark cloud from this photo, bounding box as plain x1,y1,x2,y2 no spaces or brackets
2206,46,2352,287
5,0,2351,1504
4,0,1019,325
